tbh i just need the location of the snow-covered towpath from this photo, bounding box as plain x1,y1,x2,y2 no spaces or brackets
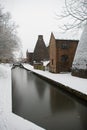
24,64,87,96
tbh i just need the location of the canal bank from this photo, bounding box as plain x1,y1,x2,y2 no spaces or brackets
24,64,87,102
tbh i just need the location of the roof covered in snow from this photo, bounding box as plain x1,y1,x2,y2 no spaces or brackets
42,61,49,66
52,32,80,41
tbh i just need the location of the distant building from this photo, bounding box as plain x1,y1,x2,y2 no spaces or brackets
26,35,49,65
26,50,33,64
33,35,49,62
49,33,78,73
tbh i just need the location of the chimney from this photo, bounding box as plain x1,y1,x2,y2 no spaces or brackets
38,35,43,40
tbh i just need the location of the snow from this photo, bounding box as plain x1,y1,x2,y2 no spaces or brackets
72,23,87,70
24,64,87,95
42,61,49,66
1,63,87,130
0,64,45,130
52,31,80,40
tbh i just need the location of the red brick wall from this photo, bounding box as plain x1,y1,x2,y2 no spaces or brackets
49,33,57,73
56,40,78,73
49,34,78,73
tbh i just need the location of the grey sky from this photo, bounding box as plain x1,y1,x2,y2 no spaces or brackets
1,0,65,57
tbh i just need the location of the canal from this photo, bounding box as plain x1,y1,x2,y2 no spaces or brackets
12,68,87,130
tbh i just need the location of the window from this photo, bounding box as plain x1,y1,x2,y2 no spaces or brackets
61,43,69,49
61,55,68,62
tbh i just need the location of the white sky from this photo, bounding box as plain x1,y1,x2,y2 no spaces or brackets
1,0,65,57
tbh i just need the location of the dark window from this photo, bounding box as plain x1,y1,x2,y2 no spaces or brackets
61,55,68,62
61,43,69,49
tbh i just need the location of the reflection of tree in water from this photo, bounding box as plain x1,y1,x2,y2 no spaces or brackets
50,86,75,113
25,71,46,99
34,75,46,99
12,72,23,115
12,68,28,85
12,68,29,116
26,71,34,82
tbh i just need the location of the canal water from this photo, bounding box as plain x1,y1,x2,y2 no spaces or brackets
12,68,87,130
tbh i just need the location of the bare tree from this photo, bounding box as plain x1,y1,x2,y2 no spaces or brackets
58,0,87,30
0,6,22,63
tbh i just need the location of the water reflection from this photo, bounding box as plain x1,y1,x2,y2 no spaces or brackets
31,73,46,99
12,68,87,130
50,86,75,113
75,101,87,130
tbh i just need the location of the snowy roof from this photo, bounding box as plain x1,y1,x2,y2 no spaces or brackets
52,32,80,41
42,61,49,66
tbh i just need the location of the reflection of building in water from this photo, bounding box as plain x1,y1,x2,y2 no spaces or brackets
12,69,23,114
50,86,75,113
33,74,46,99
26,70,34,82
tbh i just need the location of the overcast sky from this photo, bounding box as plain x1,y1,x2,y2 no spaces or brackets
1,0,65,57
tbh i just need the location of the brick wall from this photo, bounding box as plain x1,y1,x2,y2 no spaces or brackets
49,33,78,73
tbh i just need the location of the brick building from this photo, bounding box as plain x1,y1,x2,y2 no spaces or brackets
26,50,33,64
49,33,78,73
33,35,49,62
26,35,49,65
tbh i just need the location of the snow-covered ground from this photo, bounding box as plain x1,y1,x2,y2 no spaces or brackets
1,63,87,130
24,64,87,95
0,64,45,130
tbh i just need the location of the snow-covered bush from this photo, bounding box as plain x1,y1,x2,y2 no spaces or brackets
72,24,87,78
